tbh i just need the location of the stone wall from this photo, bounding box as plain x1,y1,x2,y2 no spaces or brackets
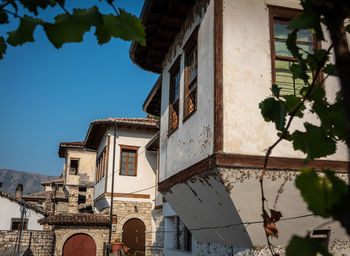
112,200,153,256
151,208,164,256
54,226,109,256
0,230,54,256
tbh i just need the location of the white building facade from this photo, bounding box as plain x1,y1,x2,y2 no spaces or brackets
132,0,350,255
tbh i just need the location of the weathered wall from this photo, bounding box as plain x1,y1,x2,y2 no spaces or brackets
159,0,214,182
222,0,348,161
161,167,350,252
65,149,96,186
0,230,54,255
0,197,44,230
54,226,109,256
151,208,164,255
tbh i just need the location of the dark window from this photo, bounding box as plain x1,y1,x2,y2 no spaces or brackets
168,57,181,134
120,146,138,176
78,194,86,205
269,6,315,96
184,28,198,120
184,225,192,252
11,218,28,230
69,159,79,175
78,187,87,192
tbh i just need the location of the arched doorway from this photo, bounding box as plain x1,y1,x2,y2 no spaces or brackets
63,233,96,256
122,218,146,256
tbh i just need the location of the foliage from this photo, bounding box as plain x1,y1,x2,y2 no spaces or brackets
0,0,146,59
259,0,350,255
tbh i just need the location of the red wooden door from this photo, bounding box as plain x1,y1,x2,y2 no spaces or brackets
63,233,96,256
122,219,145,256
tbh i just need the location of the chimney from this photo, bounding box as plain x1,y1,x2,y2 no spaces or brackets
15,184,23,200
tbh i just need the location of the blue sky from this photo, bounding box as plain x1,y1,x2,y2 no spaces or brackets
0,1,158,176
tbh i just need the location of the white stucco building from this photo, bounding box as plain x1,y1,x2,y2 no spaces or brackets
84,117,163,255
0,187,45,231
131,0,350,255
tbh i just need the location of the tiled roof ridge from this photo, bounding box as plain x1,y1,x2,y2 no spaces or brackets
0,191,47,215
92,117,158,124
38,213,109,226
59,141,84,146
41,178,64,185
23,190,67,200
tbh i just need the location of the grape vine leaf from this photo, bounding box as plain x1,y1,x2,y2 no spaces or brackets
7,15,42,46
292,123,336,160
19,0,54,16
0,37,7,59
295,169,348,218
43,6,103,49
286,235,331,256
259,98,287,131
0,10,9,24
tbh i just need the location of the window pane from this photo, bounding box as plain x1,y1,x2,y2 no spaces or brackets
121,163,126,168
120,168,126,175
173,72,180,101
275,39,292,57
122,152,127,157
274,21,289,39
121,156,127,162
297,29,312,42
129,157,134,163
128,164,134,170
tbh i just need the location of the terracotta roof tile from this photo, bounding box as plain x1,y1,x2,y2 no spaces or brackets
0,191,48,215
23,190,67,201
38,213,109,226
91,117,158,127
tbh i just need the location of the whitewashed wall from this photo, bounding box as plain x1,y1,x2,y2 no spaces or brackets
222,0,348,161
94,127,157,204
0,197,44,230
159,0,215,182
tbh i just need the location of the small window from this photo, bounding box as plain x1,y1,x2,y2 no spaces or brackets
69,159,79,175
78,194,86,205
269,6,315,96
120,145,138,176
78,187,87,192
168,57,181,134
310,229,330,248
11,218,28,230
184,28,198,120
96,147,107,183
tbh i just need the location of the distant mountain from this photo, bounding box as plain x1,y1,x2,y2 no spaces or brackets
0,169,59,195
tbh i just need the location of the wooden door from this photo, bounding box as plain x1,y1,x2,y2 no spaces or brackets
122,218,145,256
63,233,96,256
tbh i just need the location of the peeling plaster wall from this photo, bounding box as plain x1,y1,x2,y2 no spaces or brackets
222,0,348,161
65,149,96,186
159,0,214,182
161,168,350,252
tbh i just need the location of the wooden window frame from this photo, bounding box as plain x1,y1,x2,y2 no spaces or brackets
183,27,199,122
69,158,79,175
268,5,320,96
11,218,28,231
96,147,107,183
168,56,181,136
119,145,139,176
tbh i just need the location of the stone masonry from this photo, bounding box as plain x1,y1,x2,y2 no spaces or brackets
112,200,153,256
0,230,54,256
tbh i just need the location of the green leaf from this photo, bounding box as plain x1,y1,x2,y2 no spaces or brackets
295,169,348,219
286,30,299,58
306,49,328,72
271,84,280,98
292,123,336,160
19,0,52,15
7,15,42,46
95,14,120,44
288,13,324,41
0,37,7,59
323,64,338,76
259,98,287,131
0,10,9,24
286,235,331,256
283,95,305,118
116,9,146,46
43,6,103,49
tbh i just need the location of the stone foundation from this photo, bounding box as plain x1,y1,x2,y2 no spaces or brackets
0,230,54,256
